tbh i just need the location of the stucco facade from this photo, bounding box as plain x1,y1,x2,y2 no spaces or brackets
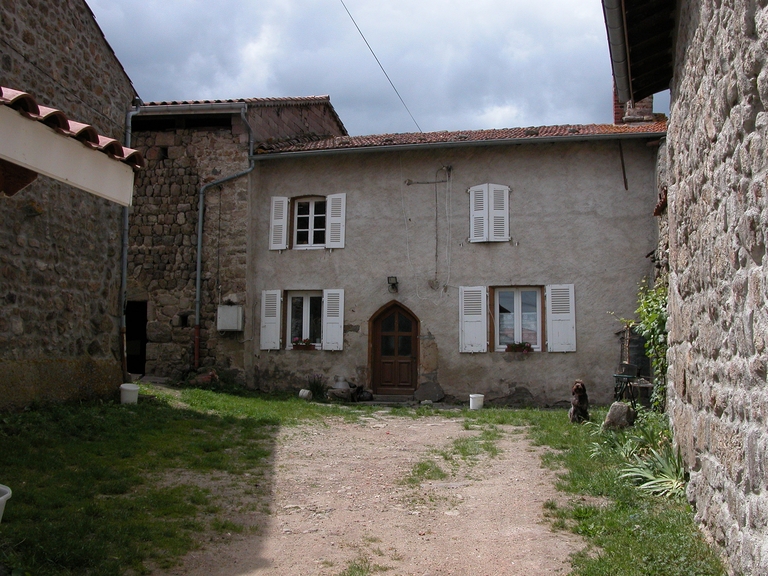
0,0,137,409
247,136,661,405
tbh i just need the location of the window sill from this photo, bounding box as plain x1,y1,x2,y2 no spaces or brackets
289,344,321,351
292,245,326,251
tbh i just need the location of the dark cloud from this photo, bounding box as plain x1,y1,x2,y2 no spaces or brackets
87,0,648,136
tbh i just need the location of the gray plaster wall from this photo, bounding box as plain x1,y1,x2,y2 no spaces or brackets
665,1,768,573
0,0,136,409
248,139,658,404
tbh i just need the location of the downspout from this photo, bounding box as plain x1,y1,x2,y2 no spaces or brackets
121,101,142,382
193,106,255,368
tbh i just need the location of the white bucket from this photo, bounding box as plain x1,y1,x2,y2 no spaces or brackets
298,389,313,400
0,485,11,524
469,394,484,410
120,383,140,404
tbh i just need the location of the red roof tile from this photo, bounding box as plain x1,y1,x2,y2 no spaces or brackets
1,86,144,169
255,120,667,155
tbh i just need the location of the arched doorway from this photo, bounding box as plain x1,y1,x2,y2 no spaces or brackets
371,302,419,395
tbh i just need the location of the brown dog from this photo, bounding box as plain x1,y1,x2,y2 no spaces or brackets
568,379,590,423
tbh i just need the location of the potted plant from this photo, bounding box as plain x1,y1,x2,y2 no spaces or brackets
292,337,315,350
505,341,533,353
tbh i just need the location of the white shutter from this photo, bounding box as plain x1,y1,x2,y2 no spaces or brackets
546,284,576,352
260,290,282,350
326,193,346,248
269,197,289,250
488,184,510,242
322,288,344,350
459,286,487,352
468,185,488,242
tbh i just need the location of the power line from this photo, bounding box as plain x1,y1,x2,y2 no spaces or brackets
339,0,422,133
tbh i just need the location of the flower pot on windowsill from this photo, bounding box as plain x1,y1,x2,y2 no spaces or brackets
505,343,533,354
292,343,316,351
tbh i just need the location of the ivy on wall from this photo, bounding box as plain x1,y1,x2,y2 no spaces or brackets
635,276,669,411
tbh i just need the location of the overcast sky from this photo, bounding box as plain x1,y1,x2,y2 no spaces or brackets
86,0,668,136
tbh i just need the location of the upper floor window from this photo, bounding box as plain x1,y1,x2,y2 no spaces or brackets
468,183,510,243
269,193,346,250
295,199,326,248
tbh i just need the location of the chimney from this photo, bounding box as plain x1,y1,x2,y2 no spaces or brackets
613,85,655,124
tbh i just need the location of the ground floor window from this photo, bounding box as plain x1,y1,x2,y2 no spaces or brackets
287,291,322,348
494,287,542,351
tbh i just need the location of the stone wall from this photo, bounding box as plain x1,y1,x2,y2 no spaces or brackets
129,117,250,380
665,1,768,572
250,102,346,142
0,0,136,409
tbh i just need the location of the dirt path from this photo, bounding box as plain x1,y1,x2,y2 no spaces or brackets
160,413,584,575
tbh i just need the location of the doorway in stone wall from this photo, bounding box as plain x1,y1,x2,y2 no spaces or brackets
125,301,147,375
371,302,419,395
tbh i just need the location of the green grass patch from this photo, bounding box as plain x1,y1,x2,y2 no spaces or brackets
404,459,448,485
0,387,386,575
483,407,726,576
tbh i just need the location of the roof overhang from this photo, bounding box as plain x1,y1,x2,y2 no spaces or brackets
0,105,135,206
252,130,667,161
602,0,677,103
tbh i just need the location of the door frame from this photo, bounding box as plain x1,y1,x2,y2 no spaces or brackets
368,300,420,394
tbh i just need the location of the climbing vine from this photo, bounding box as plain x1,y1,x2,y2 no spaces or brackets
634,276,669,411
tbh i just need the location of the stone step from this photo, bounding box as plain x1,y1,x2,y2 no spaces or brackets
371,394,415,403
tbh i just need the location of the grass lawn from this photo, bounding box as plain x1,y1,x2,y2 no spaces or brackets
0,387,725,575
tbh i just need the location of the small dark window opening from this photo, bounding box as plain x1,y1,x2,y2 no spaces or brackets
180,313,190,328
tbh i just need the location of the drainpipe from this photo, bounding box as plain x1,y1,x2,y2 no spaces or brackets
193,106,255,369
121,101,143,382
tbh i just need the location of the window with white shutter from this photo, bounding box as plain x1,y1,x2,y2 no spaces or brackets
489,184,510,242
326,193,346,248
459,286,488,352
546,284,576,352
469,185,487,242
269,197,289,250
260,290,282,350
468,183,509,243
322,289,344,350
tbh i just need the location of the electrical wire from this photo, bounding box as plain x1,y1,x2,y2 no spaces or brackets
339,0,422,133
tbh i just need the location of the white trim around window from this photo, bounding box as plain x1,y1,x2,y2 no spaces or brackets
494,287,542,352
269,193,346,251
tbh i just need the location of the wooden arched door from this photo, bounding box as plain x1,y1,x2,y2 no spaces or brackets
371,303,419,395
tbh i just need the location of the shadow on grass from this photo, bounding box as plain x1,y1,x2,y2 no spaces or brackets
0,391,288,576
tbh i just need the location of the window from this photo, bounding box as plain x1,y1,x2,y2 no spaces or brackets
269,194,346,250
494,288,542,351
468,183,510,243
294,199,326,248
458,283,575,353
259,289,345,350
288,291,323,346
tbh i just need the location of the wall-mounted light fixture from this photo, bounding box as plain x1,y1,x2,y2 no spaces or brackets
387,276,399,293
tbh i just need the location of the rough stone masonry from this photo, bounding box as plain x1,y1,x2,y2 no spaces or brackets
664,1,768,573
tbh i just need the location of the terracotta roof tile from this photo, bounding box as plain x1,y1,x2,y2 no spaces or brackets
1,86,144,169
256,120,667,155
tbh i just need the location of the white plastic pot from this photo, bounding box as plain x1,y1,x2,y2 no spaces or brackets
0,484,11,524
469,394,484,410
120,383,140,404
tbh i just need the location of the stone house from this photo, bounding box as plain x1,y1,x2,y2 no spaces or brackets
129,96,665,405
125,97,347,379
0,0,141,409
603,0,768,573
